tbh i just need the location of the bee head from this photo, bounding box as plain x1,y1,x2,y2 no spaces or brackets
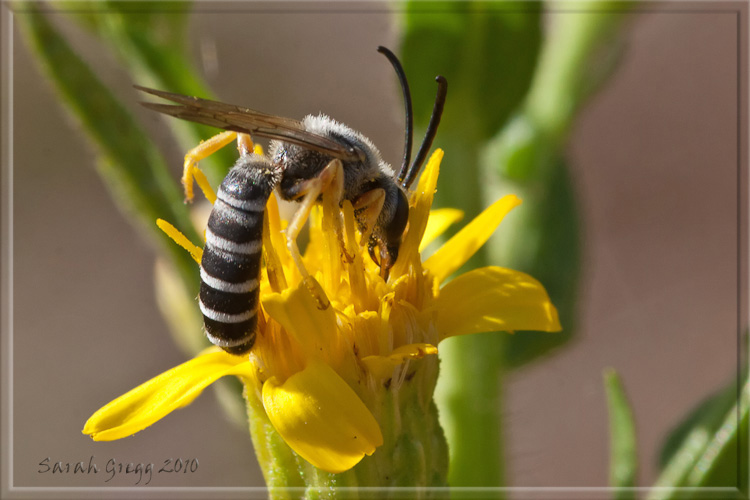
368,187,409,276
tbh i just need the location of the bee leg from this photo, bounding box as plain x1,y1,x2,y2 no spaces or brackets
182,130,238,202
322,158,354,263
284,159,344,309
236,133,254,157
352,188,386,247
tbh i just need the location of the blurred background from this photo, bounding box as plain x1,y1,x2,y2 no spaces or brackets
5,1,747,496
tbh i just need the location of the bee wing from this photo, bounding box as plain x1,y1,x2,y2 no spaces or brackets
135,86,362,161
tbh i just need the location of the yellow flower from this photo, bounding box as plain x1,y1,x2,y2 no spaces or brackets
83,149,560,477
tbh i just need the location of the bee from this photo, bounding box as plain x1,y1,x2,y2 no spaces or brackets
137,47,447,355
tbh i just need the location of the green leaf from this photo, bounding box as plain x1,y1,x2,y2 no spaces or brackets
686,384,747,493
400,2,542,226
488,155,581,368
60,0,190,47
688,402,747,492
648,378,748,500
17,5,200,296
604,369,638,500
401,1,542,140
658,380,739,469
61,1,236,186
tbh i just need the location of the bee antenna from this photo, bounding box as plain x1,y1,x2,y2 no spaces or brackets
402,75,447,189
377,46,414,184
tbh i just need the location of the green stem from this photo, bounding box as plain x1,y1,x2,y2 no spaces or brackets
524,2,632,143
438,333,506,491
432,137,508,489
244,357,448,498
482,2,633,371
489,2,634,184
243,380,304,496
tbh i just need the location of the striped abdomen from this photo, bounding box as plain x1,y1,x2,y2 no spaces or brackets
199,155,278,355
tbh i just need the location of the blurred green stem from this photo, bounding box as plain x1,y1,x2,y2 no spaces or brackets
434,136,502,489
439,3,633,489
439,333,506,491
488,2,632,186
61,0,235,184
16,4,200,296
524,2,630,146
484,4,633,370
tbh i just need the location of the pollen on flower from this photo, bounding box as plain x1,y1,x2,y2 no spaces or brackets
90,148,560,476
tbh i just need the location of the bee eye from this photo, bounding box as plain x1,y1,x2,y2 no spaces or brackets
385,189,410,243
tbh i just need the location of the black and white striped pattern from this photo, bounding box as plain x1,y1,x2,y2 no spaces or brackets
199,155,279,355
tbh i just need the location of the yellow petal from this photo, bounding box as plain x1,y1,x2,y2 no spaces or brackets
409,149,443,243
348,310,384,358
361,343,439,379
156,218,202,263
262,282,338,359
424,195,522,283
83,350,253,441
341,201,370,311
262,358,383,473
435,266,561,341
263,192,289,293
419,208,464,252
392,150,442,276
